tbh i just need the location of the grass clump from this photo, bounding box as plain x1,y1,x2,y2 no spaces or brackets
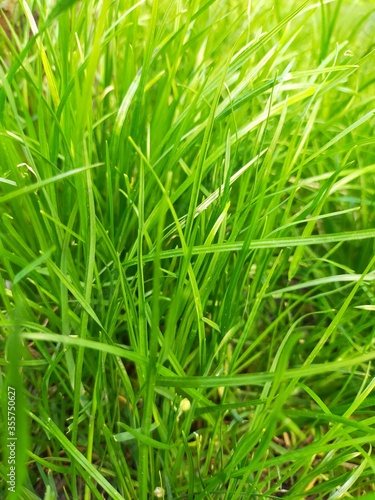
1,0,375,498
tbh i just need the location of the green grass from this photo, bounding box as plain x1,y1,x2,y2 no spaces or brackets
1,0,375,498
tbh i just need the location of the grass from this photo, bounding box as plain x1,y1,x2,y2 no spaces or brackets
1,0,375,498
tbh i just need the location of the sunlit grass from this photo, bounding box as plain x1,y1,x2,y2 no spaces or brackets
1,0,375,498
